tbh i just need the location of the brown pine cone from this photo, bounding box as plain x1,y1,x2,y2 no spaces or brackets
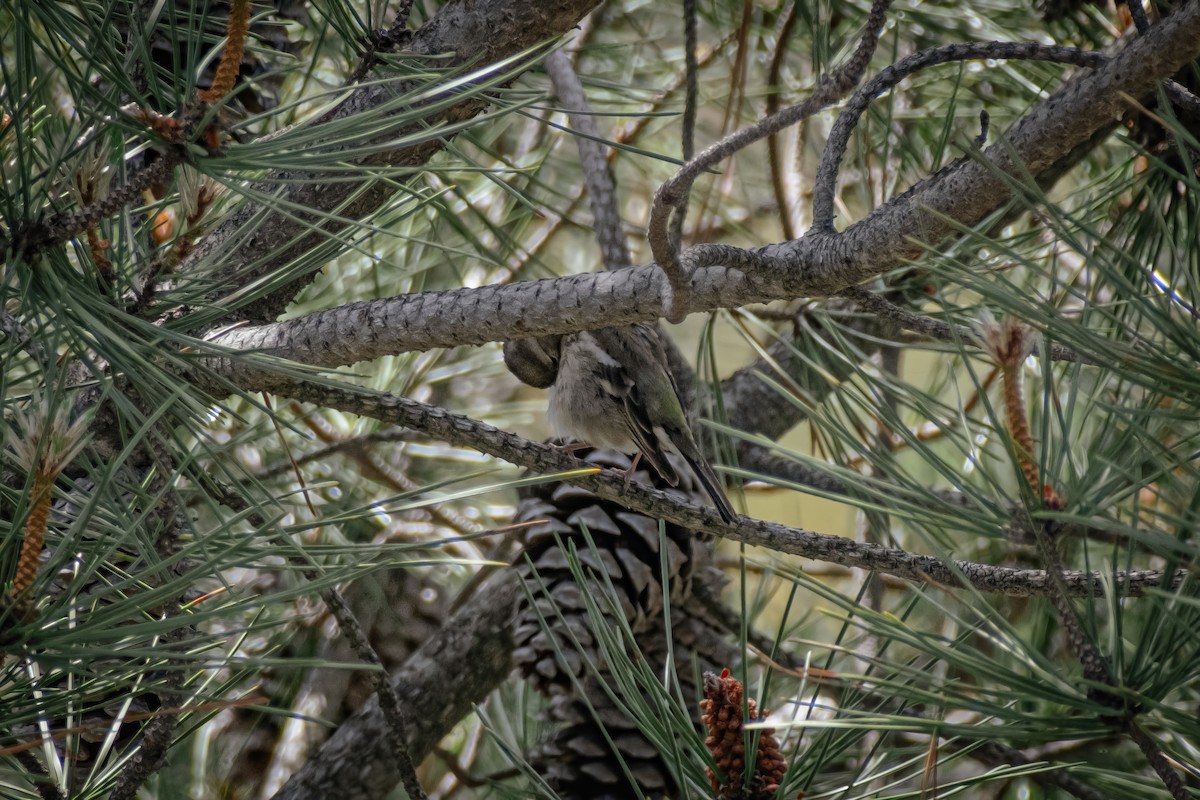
512,448,710,696
513,448,741,799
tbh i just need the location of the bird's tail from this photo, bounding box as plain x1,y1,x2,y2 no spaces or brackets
688,456,737,523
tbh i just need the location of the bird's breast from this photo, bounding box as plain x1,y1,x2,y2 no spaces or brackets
547,341,638,452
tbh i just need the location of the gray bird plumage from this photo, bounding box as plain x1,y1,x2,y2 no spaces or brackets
504,324,736,522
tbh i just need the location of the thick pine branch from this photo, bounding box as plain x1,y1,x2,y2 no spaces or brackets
207,1,1200,368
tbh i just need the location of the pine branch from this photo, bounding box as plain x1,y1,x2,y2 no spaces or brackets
267,377,1184,598
543,49,631,272
204,0,1200,368
269,575,520,800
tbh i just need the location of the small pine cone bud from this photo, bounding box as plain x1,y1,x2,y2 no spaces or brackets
13,486,52,599
8,400,92,606
700,668,791,799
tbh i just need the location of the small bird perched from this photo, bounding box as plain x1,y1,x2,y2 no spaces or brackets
504,324,736,523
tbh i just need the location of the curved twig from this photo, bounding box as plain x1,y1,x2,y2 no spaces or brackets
649,0,893,323
811,42,1105,231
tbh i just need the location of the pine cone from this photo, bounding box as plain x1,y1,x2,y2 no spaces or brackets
525,606,745,798
512,448,709,696
529,680,677,799
513,448,737,799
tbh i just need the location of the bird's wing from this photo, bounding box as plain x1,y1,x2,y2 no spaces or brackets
591,328,682,486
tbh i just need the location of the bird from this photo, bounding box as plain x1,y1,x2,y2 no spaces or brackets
504,323,737,523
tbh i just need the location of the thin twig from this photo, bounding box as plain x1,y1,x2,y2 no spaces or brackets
499,35,730,283
650,0,892,322
811,41,1104,231
838,285,1097,365
260,395,427,798
1163,79,1200,117
256,428,419,478
1029,515,1186,799
667,0,700,251
314,580,428,800
766,3,799,241
1125,0,1151,34
348,0,416,85
543,49,631,272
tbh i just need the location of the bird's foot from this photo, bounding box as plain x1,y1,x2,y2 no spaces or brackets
621,451,644,492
